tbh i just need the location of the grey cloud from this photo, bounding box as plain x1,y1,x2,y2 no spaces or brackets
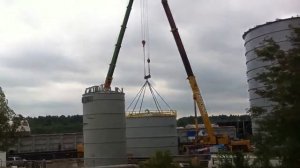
4,50,81,73
11,101,81,116
1,0,299,117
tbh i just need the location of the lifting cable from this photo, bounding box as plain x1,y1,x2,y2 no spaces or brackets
140,0,151,79
127,80,173,113
127,0,172,114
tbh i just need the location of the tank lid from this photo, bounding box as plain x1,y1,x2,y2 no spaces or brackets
126,110,177,118
242,16,300,39
84,85,123,94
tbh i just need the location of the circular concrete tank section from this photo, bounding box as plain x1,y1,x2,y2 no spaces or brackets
126,111,178,157
243,17,300,133
82,86,127,167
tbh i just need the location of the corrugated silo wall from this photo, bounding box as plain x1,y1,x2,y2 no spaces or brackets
82,86,127,167
243,17,300,134
126,114,178,157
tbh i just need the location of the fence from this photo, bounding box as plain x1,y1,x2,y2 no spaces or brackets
1,158,140,168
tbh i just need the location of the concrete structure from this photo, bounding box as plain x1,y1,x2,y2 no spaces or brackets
243,17,300,133
9,133,83,153
126,110,178,157
82,86,127,167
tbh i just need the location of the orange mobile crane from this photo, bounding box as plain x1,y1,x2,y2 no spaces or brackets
161,0,250,151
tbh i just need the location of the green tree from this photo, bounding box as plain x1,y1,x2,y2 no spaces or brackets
139,151,179,168
27,115,83,134
177,115,251,127
249,27,300,167
0,87,23,151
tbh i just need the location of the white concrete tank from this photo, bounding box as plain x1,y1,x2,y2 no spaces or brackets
126,110,178,157
243,17,300,133
82,86,127,167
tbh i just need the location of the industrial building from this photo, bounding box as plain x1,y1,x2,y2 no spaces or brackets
8,133,82,160
243,17,300,133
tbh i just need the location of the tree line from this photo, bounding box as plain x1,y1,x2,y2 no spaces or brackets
26,115,83,134
25,114,250,134
177,114,251,127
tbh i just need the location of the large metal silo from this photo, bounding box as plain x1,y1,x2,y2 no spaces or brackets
243,17,300,133
82,86,127,167
126,111,178,158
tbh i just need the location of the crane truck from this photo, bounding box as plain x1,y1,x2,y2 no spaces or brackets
161,0,250,152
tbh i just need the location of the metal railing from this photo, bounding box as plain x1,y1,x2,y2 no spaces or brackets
0,154,214,168
126,110,177,118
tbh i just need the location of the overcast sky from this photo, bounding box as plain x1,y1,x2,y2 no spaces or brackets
0,0,299,118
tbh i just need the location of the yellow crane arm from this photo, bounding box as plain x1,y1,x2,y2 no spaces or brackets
162,0,216,144
188,76,216,144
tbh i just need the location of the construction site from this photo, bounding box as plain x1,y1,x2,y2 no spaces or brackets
0,0,299,168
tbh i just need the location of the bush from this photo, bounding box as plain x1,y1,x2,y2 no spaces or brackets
139,151,179,168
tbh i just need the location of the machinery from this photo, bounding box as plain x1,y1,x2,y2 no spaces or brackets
161,0,250,151
92,0,250,152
